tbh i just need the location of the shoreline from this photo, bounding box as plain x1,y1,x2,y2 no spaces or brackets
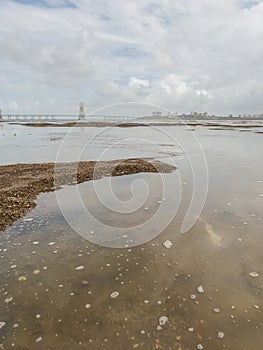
6,120,263,130
0,158,176,232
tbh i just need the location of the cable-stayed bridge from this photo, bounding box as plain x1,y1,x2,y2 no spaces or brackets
0,114,133,121
0,103,141,121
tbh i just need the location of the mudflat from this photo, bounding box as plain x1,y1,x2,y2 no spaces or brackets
12,121,263,129
0,158,176,232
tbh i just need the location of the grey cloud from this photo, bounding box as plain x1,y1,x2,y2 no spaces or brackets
1,0,263,114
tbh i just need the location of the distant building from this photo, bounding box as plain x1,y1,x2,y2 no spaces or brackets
152,111,162,117
0,109,2,120
190,111,209,118
167,111,177,118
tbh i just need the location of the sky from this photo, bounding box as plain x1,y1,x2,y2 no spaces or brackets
0,0,263,115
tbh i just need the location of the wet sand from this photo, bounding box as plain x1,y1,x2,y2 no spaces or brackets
0,159,176,233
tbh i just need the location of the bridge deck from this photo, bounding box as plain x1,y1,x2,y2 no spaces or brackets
0,114,133,121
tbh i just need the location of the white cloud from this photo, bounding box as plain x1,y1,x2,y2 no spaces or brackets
0,0,263,114
99,74,214,114
129,77,150,89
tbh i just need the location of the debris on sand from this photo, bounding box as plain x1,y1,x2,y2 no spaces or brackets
213,308,221,314
217,331,225,339
110,291,119,299
158,316,168,326
75,266,85,271
18,276,27,282
4,296,13,303
249,272,259,278
162,240,173,249
197,286,205,294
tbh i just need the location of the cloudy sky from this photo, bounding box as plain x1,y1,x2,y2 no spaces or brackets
0,0,263,115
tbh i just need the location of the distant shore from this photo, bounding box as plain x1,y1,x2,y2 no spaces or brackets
8,120,263,129
0,158,176,232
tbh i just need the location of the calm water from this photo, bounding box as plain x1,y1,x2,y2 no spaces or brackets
0,122,263,349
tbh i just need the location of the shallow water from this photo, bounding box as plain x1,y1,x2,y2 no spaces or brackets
0,122,263,349
1,119,262,165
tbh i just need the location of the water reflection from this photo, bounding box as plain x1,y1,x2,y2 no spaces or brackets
0,124,263,349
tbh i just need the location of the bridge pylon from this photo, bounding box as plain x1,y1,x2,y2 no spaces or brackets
78,102,85,120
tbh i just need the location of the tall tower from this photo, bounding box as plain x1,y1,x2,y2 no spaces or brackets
0,109,2,120
78,102,85,120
